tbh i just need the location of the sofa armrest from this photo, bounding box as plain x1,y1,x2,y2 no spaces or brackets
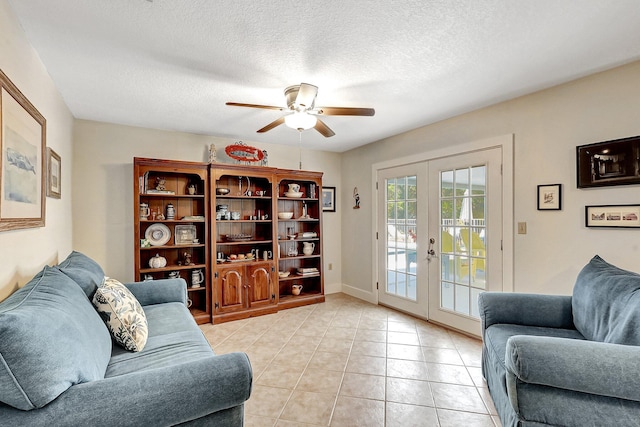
0,352,252,426
506,335,640,402
478,292,574,334
124,278,187,306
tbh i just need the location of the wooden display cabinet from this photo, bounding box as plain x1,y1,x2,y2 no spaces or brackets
276,172,325,309
211,164,278,322
134,157,210,324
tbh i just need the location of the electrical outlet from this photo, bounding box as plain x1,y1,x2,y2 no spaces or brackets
328,263,333,271
518,222,527,234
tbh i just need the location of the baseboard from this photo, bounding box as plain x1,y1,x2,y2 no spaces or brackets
340,283,378,305
325,282,342,295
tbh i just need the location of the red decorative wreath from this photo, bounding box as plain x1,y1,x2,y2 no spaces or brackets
225,142,264,162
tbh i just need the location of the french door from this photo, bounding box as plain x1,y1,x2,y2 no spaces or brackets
377,148,502,335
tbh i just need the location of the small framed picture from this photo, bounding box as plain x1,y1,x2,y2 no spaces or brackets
586,204,640,228
47,148,61,199
537,184,562,210
322,186,336,212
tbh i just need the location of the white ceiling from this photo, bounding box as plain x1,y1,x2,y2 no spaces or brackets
7,0,640,152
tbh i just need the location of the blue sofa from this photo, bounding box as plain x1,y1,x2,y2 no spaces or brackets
479,255,640,426
0,251,252,426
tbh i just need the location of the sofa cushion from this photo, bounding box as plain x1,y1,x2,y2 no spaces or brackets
572,255,640,345
93,278,148,352
0,266,112,410
56,250,105,298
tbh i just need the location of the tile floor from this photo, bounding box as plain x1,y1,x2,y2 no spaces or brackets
199,293,501,427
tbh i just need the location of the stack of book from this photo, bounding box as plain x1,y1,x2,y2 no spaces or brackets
297,267,319,276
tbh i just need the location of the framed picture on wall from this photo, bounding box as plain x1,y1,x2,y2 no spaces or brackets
322,186,336,212
577,135,640,188
537,184,562,210
0,69,46,231
586,204,640,228
47,148,61,199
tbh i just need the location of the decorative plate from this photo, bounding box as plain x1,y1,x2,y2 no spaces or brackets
225,234,252,241
145,223,171,246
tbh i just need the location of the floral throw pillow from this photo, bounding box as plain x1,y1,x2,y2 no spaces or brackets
92,278,148,352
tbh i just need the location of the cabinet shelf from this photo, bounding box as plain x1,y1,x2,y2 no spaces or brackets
216,195,272,200
277,197,318,201
278,273,321,281
141,244,206,250
216,220,272,223
217,239,273,245
141,219,205,223
141,194,205,198
278,254,321,260
140,263,207,274
187,286,206,292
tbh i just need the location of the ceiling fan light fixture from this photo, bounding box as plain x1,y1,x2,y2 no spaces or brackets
284,112,317,131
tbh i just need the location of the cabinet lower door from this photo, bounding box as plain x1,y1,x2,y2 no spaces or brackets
247,263,274,309
216,266,245,313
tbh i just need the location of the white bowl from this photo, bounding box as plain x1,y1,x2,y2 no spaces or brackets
284,191,303,198
278,212,294,219
278,271,291,278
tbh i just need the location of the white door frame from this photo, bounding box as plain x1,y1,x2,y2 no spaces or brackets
372,134,514,307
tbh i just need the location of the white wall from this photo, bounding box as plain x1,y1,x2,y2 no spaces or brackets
72,120,342,291
341,60,640,299
0,0,74,301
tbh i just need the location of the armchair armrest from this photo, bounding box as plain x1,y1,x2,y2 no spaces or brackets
0,352,252,426
478,292,574,334
506,336,640,402
124,278,187,306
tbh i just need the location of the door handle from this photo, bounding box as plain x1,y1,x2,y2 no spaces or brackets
427,237,437,260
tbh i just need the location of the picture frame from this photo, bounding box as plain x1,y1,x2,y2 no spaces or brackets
322,186,336,212
537,184,562,210
577,135,640,188
586,204,640,228
46,148,61,199
0,69,46,232
175,224,197,245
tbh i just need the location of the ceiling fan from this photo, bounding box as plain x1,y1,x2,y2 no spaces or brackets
226,83,375,137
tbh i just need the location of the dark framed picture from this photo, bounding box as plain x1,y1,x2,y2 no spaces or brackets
0,69,46,231
586,204,640,228
537,184,562,210
577,135,640,188
46,148,61,199
322,186,336,212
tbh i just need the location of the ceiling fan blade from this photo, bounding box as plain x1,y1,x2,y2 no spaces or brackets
295,83,318,109
257,116,285,133
316,106,375,116
314,118,335,137
226,102,284,111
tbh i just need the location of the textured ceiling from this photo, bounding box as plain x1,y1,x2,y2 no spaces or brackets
7,0,640,152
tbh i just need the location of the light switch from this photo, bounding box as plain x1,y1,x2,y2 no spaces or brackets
518,222,527,234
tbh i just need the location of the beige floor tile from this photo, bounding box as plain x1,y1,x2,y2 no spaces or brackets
387,320,417,333
272,348,314,370
430,382,488,414
354,328,387,343
467,366,487,388
386,401,439,427
386,377,434,407
330,396,384,427
245,385,293,419
316,336,353,354
307,351,349,372
245,414,277,427
422,347,465,365
286,334,323,351
357,318,387,330
279,391,336,426
387,343,424,361
340,372,385,400
418,333,457,349
350,340,386,357
387,331,421,346
330,316,360,328
296,368,343,394
256,363,305,389
275,420,325,427
295,322,329,338
346,354,387,376
427,362,475,386
458,348,483,367
493,415,503,427
323,326,357,340
477,386,499,415
437,408,496,427
386,358,429,381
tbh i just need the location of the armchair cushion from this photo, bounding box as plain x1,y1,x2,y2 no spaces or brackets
0,267,111,410
572,255,640,345
56,251,105,298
